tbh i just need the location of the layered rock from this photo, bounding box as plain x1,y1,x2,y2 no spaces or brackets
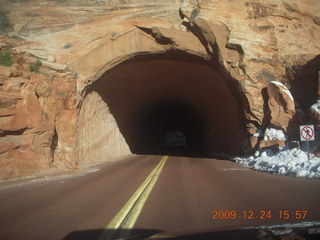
0,36,78,179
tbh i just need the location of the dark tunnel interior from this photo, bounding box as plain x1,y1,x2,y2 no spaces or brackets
84,53,247,158
131,99,207,156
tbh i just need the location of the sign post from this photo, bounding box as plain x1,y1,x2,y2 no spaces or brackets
300,125,315,160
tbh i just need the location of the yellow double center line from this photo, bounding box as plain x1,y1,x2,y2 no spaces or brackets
98,156,168,240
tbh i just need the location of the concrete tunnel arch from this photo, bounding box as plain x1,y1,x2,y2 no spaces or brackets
76,52,248,164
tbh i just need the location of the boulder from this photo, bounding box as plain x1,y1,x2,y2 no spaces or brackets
310,100,320,129
267,81,296,131
259,128,287,152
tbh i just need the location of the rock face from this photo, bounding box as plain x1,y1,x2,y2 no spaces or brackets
311,72,320,130
267,81,296,131
77,90,131,165
0,0,320,179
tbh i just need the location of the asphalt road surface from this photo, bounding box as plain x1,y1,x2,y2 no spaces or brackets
0,155,319,240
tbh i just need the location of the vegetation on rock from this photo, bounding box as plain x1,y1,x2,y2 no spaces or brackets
0,49,14,66
29,59,42,73
0,11,13,33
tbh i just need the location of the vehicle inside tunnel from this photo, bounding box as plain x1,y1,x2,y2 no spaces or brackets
77,52,248,163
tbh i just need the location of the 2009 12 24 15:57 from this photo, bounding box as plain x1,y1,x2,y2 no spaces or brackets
212,210,308,220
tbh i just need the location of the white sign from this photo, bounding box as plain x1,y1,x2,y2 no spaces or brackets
300,125,315,141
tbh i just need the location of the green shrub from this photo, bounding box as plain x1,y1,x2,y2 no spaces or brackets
63,43,73,49
0,50,14,66
29,59,42,73
0,11,13,33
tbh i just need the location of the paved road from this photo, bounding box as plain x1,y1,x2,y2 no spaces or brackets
0,155,319,240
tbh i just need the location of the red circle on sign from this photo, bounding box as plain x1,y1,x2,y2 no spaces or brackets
300,126,314,140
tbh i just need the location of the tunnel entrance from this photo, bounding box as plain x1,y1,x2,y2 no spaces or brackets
77,52,247,163
132,100,207,156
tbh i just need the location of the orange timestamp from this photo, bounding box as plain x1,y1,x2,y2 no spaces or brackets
212,210,308,220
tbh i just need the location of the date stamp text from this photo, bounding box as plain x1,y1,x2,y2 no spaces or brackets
212,210,308,220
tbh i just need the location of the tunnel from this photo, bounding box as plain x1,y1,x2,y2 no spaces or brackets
131,99,207,156
77,52,247,164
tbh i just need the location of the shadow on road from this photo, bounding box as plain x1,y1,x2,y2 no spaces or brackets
63,228,162,240
63,224,320,240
